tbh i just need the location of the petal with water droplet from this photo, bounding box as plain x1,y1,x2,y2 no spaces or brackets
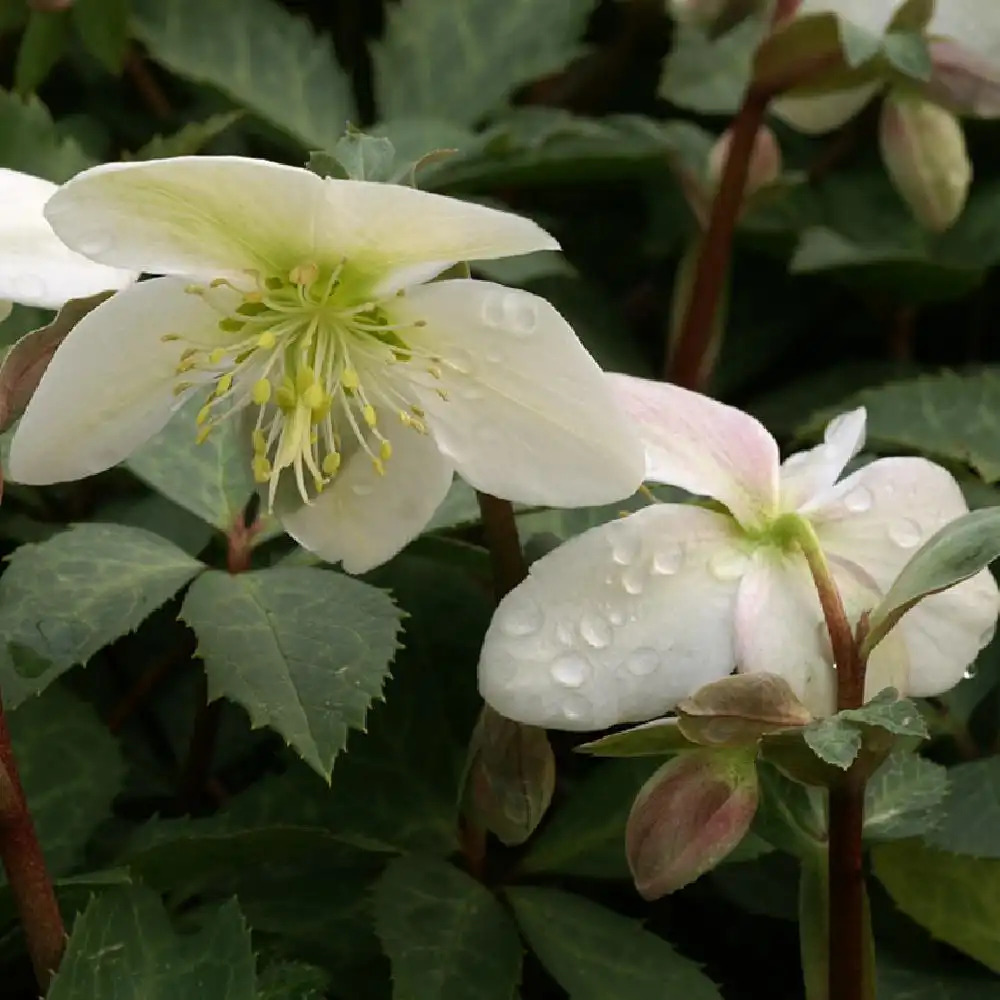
478,504,742,731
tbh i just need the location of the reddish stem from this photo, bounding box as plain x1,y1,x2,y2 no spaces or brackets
476,493,528,599
666,90,768,388
0,693,64,989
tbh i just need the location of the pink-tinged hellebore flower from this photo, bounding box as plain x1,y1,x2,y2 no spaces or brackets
479,375,1000,729
7,156,645,573
772,0,1000,133
0,167,134,321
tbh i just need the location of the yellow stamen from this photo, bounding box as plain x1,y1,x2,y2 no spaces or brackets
252,379,272,405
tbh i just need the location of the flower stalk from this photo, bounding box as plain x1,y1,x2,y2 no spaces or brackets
0,692,64,990
788,515,871,1000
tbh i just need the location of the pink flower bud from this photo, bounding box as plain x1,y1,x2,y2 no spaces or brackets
625,748,759,900
707,124,782,198
879,89,972,233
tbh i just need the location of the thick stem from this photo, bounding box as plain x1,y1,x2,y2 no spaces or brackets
476,493,528,599
0,693,64,989
178,673,224,812
791,517,870,1000
666,90,767,389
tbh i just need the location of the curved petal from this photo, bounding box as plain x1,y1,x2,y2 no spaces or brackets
278,419,454,574
0,168,135,308
395,280,645,506
735,549,908,716
795,0,901,35
808,456,973,590
930,0,1000,70
782,407,866,511
771,83,882,135
608,373,779,529
46,156,557,284
8,277,233,484
894,571,999,696
478,504,745,731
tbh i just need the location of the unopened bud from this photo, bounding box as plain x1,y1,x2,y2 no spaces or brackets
625,748,759,900
707,124,782,198
879,89,972,232
464,707,555,847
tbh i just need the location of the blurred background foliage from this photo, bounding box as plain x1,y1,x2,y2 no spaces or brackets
2,0,1000,998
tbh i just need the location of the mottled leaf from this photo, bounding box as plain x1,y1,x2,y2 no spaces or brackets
373,856,522,1000
864,751,949,841
180,566,401,781
926,758,1000,857
0,88,92,180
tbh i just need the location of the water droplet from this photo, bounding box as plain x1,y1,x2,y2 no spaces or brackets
651,542,684,576
611,533,640,566
625,647,659,676
446,349,475,375
844,486,873,514
963,664,978,680
78,232,113,256
708,548,750,581
888,518,921,549
579,614,611,649
555,621,574,646
622,564,646,595
351,484,374,497
504,294,538,337
551,654,590,689
481,292,506,328
560,694,592,724
608,609,625,626
499,599,543,637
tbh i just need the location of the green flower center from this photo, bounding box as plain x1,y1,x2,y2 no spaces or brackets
165,260,442,507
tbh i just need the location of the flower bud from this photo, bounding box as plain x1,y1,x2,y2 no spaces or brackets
464,707,555,847
707,124,782,198
879,89,972,232
625,748,759,900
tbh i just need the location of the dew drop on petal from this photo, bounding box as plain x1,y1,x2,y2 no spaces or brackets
560,694,593,724
622,564,646,595
556,621,575,646
481,292,506,328
651,542,684,576
551,654,590,689
708,548,750,582
611,533,641,566
844,486,873,514
608,608,625,626
964,663,978,680
504,294,538,337
888,518,921,549
499,599,543,637
78,232,113,256
579,614,612,649
446,348,476,376
625,647,659,676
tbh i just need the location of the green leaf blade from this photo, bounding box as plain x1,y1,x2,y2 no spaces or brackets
180,566,402,781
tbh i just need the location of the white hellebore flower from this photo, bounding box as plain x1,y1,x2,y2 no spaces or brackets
773,0,1000,133
0,167,134,321
8,156,644,572
479,375,1000,729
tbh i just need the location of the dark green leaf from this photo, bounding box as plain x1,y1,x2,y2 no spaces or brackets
5,687,124,879
180,566,401,780
47,888,256,999
863,751,948,841
373,0,595,126
131,111,243,159
257,961,330,999
508,888,721,999
0,523,203,706
926,758,1000,857
803,717,863,769
0,88,92,180
373,855,522,1000
133,0,354,151
14,8,70,95
865,506,1000,655
71,0,130,74
126,390,255,531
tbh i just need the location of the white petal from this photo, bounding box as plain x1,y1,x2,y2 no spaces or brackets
46,156,556,283
893,571,999,696
8,277,232,484
478,504,744,731
0,168,134,308
394,280,645,506
735,548,907,716
277,418,454,574
771,83,882,135
809,456,973,590
0,301,11,323
782,407,866,511
795,0,901,36
809,456,999,697
608,373,779,529
930,0,1000,70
